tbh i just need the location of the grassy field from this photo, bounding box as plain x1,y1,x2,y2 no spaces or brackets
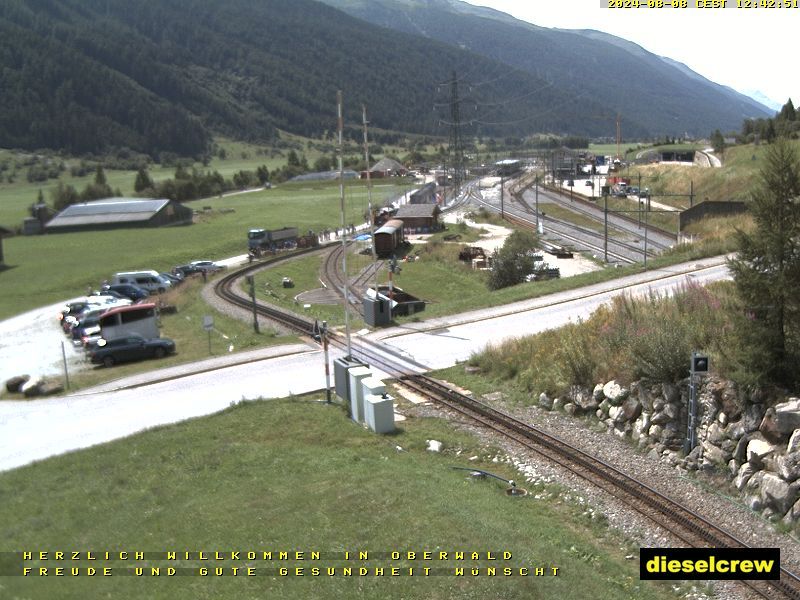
0,396,682,600
0,179,413,320
0,135,411,225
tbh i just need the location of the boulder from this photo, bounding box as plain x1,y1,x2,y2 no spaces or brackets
651,410,671,426
783,498,800,525
592,383,605,402
633,413,651,440
608,406,625,423
538,393,553,410
733,434,750,463
777,452,800,482
759,405,795,444
649,424,663,440
564,403,577,416
742,403,765,433
759,473,800,515
662,382,680,405
746,495,763,512
552,397,565,412
747,438,776,468
661,422,684,449
38,380,64,396
728,459,740,477
652,397,666,413
746,470,765,490
734,463,756,491
663,402,680,421
728,420,747,441
21,377,43,398
705,422,726,445
5,374,30,393
620,397,642,422
686,444,703,463
598,398,611,416
602,380,628,405
701,441,731,466
788,430,800,454
573,389,598,412
773,398,800,435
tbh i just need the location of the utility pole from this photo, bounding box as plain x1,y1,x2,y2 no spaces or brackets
337,91,352,358
362,105,378,293
603,190,609,263
447,71,466,197
246,275,259,333
643,207,649,269
322,321,331,403
535,176,540,231
500,173,505,219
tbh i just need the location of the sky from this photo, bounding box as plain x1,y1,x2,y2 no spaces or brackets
462,0,798,111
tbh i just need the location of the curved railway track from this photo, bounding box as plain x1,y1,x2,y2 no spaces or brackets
213,249,800,600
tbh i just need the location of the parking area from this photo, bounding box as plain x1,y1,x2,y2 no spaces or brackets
0,300,89,387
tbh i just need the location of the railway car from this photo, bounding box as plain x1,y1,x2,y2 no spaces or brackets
373,219,404,257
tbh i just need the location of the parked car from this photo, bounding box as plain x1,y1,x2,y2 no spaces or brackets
189,260,224,273
62,301,131,334
71,315,102,341
90,289,128,300
58,296,126,326
172,264,203,278
101,283,150,302
159,272,184,286
89,334,176,367
111,270,172,293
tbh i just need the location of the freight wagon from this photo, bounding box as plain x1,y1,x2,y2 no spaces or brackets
373,219,404,257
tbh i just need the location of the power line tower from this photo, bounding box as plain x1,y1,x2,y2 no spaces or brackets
446,71,467,197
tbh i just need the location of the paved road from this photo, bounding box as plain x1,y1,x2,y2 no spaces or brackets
0,255,731,472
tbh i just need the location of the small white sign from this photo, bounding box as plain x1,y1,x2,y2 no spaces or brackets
203,316,214,331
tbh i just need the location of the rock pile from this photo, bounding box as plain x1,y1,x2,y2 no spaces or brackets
538,377,800,526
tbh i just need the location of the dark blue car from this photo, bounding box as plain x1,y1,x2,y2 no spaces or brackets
102,283,150,302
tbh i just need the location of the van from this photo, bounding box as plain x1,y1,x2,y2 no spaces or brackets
111,270,172,293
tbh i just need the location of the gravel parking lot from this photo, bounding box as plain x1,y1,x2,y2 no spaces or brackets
0,300,90,388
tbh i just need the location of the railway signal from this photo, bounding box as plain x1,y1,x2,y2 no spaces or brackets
685,352,710,453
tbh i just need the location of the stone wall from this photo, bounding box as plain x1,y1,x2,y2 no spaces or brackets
539,377,800,526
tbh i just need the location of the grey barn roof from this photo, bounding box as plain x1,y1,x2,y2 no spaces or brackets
47,198,171,229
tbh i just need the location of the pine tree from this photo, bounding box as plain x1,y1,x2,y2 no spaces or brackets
134,167,153,193
727,139,800,387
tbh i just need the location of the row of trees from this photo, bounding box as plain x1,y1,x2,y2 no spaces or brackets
741,99,800,144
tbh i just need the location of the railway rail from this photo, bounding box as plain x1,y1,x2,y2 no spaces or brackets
214,245,800,600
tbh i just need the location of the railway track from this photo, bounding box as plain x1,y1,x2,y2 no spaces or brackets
214,252,800,600
320,241,383,316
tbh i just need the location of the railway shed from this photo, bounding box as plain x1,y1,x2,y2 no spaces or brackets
373,219,404,257
44,198,193,233
395,204,441,233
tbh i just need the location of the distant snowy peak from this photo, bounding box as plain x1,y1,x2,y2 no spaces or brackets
741,90,783,113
